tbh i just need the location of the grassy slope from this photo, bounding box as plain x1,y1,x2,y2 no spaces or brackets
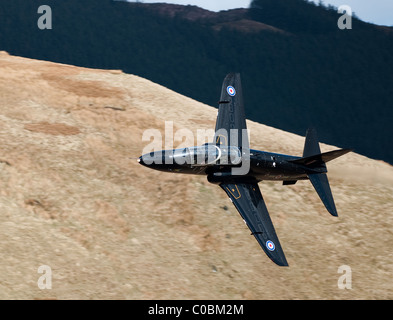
0,52,392,299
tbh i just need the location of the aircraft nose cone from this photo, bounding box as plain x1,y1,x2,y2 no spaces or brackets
138,154,156,167
138,152,167,170
137,156,146,166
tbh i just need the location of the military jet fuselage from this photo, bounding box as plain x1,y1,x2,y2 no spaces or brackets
138,73,351,266
139,147,327,184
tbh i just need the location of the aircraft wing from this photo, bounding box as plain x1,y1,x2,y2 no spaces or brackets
220,182,289,266
214,73,248,149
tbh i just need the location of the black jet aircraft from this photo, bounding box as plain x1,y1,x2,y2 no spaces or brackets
138,73,352,266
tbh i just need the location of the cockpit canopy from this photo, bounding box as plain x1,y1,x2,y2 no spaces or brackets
172,145,242,166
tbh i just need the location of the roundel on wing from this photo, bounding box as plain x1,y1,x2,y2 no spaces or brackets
227,86,236,96
266,240,275,251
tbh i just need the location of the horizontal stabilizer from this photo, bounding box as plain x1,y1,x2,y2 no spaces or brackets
289,148,353,167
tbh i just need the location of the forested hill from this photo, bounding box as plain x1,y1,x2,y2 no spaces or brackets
0,0,392,164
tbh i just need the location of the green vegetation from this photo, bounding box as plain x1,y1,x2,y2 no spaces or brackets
0,0,392,163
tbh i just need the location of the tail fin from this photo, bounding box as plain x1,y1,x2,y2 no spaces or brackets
308,173,338,216
303,127,321,158
292,128,352,217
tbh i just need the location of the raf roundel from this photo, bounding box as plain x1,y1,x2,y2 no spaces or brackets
227,86,236,96
266,240,275,251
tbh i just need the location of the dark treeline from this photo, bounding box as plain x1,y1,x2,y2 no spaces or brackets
0,0,392,163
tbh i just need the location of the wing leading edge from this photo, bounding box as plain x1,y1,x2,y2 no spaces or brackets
220,182,288,267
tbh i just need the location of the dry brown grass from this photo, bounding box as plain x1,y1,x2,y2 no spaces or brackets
0,51,392,299
24,122,81,136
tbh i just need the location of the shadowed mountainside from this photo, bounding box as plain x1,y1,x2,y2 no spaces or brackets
0,52,392,299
